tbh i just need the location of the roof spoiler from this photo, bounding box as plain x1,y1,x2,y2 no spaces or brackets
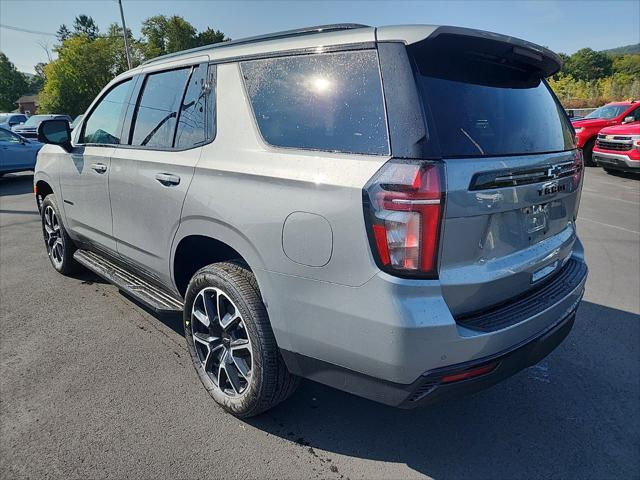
422,26,563,78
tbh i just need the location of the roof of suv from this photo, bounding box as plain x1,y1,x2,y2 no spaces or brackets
133,23,559,73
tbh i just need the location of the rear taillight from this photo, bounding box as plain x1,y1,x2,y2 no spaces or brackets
363,160,445,278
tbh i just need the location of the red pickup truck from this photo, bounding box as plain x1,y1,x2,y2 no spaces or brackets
592,122,640,174
572,101,640,165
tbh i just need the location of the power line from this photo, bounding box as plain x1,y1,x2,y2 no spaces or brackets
0,24,57,37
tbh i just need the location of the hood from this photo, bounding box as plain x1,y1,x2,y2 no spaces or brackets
572,118,612,128
598,122,640,136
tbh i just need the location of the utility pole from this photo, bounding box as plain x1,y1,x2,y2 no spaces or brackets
117,0,132,69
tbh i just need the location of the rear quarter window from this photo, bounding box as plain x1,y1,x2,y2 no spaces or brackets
240,50,389,155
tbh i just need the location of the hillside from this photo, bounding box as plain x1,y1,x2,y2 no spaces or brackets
602,43,640,56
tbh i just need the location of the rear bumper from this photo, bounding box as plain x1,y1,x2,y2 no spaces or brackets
270,249,587,406
592,150,640,172
281,304,578,408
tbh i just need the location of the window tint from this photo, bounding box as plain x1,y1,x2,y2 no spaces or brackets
241,50,388,155
131,68,190,148
410,46,574,158
174,64,216,148
0,129,19,143
83,80,132,145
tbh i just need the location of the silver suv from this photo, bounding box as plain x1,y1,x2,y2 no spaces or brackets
34,24,587,417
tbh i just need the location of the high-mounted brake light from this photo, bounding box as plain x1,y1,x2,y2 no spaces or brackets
363,160,445,278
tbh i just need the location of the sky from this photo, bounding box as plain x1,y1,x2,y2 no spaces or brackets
1,0,639,73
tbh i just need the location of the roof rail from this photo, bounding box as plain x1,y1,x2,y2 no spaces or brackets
141,23,370,66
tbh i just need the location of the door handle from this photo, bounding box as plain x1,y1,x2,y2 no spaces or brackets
91,163,108,173
155,173,180,186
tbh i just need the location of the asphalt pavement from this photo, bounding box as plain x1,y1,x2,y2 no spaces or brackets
1,168,638,479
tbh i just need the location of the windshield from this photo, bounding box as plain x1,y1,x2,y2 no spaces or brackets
585,105,628,119
410,43,574,158
23,115,53,126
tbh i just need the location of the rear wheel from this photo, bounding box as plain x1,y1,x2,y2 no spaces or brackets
582,138,596,166
184,261,298,417
41,195,79,275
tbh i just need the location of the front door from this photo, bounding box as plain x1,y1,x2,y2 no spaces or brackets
58,145,115,251
59,77,136,253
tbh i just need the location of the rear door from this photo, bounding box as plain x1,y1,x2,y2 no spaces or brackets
109,61,215,284
406,32,581,316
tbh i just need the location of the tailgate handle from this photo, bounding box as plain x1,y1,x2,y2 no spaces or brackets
91,163,107,173
155,173,181,186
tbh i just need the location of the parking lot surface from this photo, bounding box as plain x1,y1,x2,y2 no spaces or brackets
1,168,638,479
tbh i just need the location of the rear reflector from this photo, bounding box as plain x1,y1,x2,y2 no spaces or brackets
440,362,498,384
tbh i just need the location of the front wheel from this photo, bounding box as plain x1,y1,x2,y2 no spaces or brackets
41,195,79,275
184,261,299,417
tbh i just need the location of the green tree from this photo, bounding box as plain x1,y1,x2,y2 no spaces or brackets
106,23,146,72
28,62,47,93
196,27,227,46
56,25,71,43
0,52,29,111
563,48,613,81
612,54,640,76
73,14,99,40
38,36,122,115
141,15,198,58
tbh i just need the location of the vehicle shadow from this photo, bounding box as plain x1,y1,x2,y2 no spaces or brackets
239,300,638,479
0,173,34,196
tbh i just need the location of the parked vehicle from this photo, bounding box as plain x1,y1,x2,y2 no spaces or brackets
70,115,84,131
592,122,640,174
572,101,639,166
13,114,71,139
34,24,587,417
0,128,42,176
0,113,28,130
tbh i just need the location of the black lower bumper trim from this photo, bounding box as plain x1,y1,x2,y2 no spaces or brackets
281,306,578,408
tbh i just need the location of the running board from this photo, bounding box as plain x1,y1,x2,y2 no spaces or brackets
73,249,184,313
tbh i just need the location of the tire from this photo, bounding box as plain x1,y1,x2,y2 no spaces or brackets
40,195,79,275
582,138,596,166
183,261,299,417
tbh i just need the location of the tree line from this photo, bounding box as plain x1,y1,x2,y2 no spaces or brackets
1,17,638,115
0,14,227,114
548,46,640,108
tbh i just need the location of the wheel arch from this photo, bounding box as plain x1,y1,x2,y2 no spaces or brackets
171,218,269,298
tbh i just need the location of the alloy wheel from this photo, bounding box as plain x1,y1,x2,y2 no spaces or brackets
43,205,63,268
189,287,253,396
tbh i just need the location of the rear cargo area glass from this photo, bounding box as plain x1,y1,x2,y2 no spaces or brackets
410,42,575,158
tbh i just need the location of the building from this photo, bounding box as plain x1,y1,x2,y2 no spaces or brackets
15,95,38,115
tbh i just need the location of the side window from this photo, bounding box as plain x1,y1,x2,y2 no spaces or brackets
174,64,216,149
82,79,133,145
0,129,20,143
240,50,389,155
130,68,190,148
633,108,640,121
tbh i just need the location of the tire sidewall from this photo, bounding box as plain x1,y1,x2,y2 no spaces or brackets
183,266,267,416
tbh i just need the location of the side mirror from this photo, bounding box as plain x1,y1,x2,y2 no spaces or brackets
623,116,635,124
38,119,72,152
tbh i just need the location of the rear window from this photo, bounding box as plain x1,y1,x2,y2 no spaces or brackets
410,43,575,158
241,50,389,155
